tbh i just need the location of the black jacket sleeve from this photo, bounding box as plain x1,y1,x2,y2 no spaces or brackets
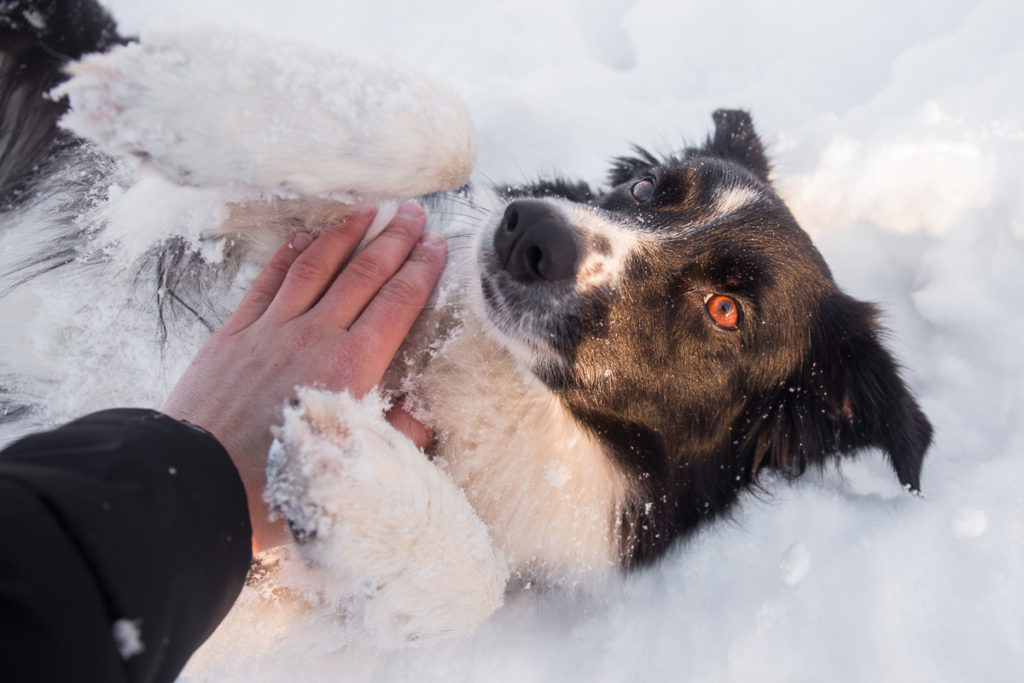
0,409,253,683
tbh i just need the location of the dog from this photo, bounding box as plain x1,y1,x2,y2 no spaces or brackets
1,0,932,644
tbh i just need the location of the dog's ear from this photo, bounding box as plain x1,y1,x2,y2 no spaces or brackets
696,109,771,183
742,294,932,492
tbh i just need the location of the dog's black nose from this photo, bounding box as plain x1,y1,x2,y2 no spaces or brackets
494,200,580,282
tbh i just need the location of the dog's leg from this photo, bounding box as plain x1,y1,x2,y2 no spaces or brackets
265,387,509,644
52,30,475,200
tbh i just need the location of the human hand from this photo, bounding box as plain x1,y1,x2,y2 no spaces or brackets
162,202,446,552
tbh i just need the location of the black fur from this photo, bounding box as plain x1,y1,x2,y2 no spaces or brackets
501,178,596,204
690,108,772,182
0,0,124,204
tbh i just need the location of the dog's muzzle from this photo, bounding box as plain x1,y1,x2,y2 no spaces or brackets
494,200,580,283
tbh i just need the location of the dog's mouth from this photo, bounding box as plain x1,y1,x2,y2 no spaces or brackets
476,267,577,380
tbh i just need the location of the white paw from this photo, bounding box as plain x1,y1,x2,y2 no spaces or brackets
266,387,508,643
54,29,476,199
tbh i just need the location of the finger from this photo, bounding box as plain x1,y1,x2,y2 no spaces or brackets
315,202,427,327
349,232,447,380
222,233,312,334
265,206,376,321
385,403,433,450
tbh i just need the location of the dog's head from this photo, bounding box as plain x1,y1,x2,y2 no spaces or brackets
476,110,932,565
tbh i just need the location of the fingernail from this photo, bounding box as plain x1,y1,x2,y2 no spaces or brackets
397,201,425,221
419,232,445,248
352,205,377,222
290,233,312,251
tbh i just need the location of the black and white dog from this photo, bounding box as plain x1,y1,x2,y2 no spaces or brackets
1,0,931,643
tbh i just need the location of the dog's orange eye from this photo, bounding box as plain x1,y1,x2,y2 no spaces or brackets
706,294,740,329
631,178,655,203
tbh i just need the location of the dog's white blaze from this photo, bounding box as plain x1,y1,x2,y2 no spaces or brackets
712,185,761,217
563,202,644,291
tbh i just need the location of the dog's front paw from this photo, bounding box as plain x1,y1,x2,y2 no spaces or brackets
54,30,476,198
266,387,508,644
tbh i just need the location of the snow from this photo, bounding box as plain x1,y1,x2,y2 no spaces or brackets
951,506,988,538
778,541,811,587
111,617,145,660
5,0,1024,679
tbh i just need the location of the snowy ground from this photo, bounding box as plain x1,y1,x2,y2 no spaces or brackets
11,0,1024,680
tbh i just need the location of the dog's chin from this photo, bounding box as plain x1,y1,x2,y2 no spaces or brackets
468,246,572,386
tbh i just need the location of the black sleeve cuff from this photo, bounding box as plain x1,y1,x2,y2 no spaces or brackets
0,408,253,682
